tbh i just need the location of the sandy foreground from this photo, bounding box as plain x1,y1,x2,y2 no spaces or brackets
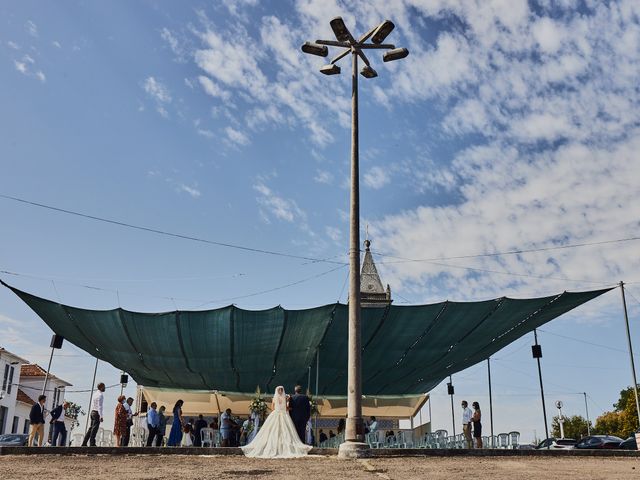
0,455,639,480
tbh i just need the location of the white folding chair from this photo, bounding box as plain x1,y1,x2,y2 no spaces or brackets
72,433,83,447
201,427,214,447
365,431,382,448
508,431,520,449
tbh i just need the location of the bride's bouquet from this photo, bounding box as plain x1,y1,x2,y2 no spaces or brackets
249,386,268,418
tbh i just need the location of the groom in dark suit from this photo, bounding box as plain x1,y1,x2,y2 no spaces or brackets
288,385,311,443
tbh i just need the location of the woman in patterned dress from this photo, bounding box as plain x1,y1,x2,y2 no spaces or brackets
113,395,128,447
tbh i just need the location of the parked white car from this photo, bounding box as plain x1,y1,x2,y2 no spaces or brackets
536,438,576,449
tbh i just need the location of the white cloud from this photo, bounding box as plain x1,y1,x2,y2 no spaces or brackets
532,17,566,54
314,170,333,185
364,166,390,190
14,61,27,74
177,184,202,198
35,71,46,83
224,126,250,146
142,77,172,118
25,20,38,37
325,226,341,243
254,181,305,223
197,128,215,139
143,76,171,103
221,0,258,21
7,41,20,50
198,75,229,100
52,41,62,49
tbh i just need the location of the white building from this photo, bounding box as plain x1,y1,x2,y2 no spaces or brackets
0,347,29,435
0,347,74,444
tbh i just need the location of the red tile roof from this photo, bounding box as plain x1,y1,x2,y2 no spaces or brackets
19,364,72,386
16,388,35,406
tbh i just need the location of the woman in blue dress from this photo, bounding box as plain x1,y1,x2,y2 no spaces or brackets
167,399,184,446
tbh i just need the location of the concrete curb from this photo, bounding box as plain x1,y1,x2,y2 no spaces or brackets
0,446,638,457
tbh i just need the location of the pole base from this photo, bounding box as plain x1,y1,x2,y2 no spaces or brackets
338,441,370,459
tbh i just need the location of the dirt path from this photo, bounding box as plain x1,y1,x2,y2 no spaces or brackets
0,455,638,479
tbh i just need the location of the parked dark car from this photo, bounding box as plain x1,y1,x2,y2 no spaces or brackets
574,435,624,449
0,433,29,446
536,437,576,449
619,436,638,450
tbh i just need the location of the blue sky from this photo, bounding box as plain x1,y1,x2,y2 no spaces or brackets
1,0,639,442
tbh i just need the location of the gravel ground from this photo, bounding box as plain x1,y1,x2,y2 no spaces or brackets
1,455,639,480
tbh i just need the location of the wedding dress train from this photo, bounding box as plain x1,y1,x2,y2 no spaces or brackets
241,387,312,458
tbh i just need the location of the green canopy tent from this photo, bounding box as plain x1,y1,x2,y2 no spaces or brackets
1,280,612,399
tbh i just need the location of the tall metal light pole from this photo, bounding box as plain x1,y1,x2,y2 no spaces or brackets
619,281,640,428
302,17,408,458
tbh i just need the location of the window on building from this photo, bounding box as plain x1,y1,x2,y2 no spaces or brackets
7,366,14,394
1,364,8,392
23,419,30,434
0,406,7,435
12,416,19,434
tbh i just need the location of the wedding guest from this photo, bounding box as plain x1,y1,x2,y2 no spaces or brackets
209,417,219,430
167,400,184,446
194,414,208,447
240,417,252,446
368,416,378,433
49,401,70,446
337,418,345,435
220,408,235,447
472,401,483,449
461,400,473,448
28,395,47,447
82,382,105,446
329,430,335,439
157,405,168,446
319,429,328,444
146,402,160,447
181,423,194,447
114,395,128,447
385,430,395,438
122,397,138,446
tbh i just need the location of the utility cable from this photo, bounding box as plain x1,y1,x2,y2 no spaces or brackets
0,193,346,265
536,328,640,358
196,264,347,307
372,234,640,264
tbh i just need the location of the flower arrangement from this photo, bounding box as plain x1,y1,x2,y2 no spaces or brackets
249,386,268,418
308,392,319,416
64,401,85,431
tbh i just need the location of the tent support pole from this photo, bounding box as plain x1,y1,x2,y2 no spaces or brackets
533,329,550,447
619,281,640,428
449,375,455,437
307,365,311,394
487,358,494,447
315,349,320,446
41,345,55,396
83,357,99,435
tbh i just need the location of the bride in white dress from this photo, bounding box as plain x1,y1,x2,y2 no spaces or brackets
241,386,312,458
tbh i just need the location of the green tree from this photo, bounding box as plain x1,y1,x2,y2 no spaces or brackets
551,414,591,439
593,385,640,439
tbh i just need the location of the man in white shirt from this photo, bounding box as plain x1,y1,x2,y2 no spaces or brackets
461,400,473,448
122,397,138,446
82,382,105,446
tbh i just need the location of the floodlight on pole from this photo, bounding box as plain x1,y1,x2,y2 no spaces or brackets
371,20,395,44
360,65,378,78
301,42,329,57
330,16,355,43
320,64,341,75
300,15,408,459
383,47,409,62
